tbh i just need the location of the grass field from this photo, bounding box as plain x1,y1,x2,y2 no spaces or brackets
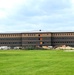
0,50,74,75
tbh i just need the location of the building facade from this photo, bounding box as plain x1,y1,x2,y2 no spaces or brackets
0,32,74,48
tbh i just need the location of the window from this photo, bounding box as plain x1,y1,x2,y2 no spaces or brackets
39,34,40,36
43,42,44,44
28,34,30,36
34,34,35,36
24,34,26,36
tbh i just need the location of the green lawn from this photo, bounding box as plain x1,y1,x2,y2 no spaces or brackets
0,50,74,75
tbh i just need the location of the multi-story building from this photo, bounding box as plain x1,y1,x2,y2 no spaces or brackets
0,32,74,48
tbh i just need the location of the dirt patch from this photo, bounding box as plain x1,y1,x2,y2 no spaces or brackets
64,50,74,52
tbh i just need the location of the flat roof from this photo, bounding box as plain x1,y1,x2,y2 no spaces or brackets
0,31,74,34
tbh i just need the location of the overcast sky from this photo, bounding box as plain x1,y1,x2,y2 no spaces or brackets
0,0,74,32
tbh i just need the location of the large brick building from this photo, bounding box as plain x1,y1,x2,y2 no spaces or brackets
0,32,74,48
